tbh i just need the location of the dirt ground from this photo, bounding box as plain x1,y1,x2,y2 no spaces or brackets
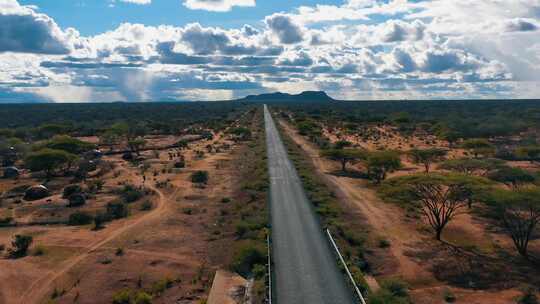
280,119,535,304
0,132,243,304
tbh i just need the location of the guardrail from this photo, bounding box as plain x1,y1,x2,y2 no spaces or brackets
326,228,368,304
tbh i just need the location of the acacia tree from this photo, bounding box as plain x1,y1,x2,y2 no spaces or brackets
25,148,78,178
462,139,495,159
321,149,365,172
487,188,540,259
366,151,401,183
128,138,147,156
488,166,535,189
381,173,490,240
438,158,503,176
408,148,447,173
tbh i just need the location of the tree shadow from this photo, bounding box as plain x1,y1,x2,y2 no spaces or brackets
430,240,540,290
327,169,369,179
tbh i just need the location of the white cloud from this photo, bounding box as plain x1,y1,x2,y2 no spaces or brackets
1,0,539,102
265,13,305,44
183,0,255,12
118,0,152,4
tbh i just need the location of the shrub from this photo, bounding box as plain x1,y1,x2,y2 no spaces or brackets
68,193,86,207
8,234,33,258
118,184,143,203
68,212,93,225
134,291,153,304
231,241,266,277
151,278,173,295
112,289,132,304
93,213,107,230
140,200,152,211
33,245,46,256
369,278,410,304
107,201,128,219
378,239,391,248
63,184,82,198
517,287,538,304
443,288,456,303
191,171,209,184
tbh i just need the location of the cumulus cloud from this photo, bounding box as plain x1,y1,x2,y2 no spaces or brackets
0,0,75,54
183,0,255,12
504,18,539,32
265,14,305,44
0,0,539,102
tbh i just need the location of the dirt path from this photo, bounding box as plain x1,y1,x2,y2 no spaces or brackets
18,184,170,304
279,119,434,284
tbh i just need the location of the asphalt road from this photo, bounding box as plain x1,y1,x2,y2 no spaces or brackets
264,105,355,304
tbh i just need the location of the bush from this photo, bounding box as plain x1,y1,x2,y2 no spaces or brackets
68,212,93,225
369,278,410,304
112,289,132,304
134,291,152,304
231,241,266,277
33,245,46,256
140,200,152,211
151,278,173,295
8,234,33,258
517,287,538,304
378,239,391,248
63,184,82,198
118,184,144,203
68,193,86,207
443,288,456,303
191,171,209,184
107,201,128,219
93,213,107,230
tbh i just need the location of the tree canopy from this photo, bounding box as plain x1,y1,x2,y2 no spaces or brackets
462,139,495,158
380,173,491,240
321,148,365,172
408,148,447,173
483,188,540,258
25,148,78,178
366,151,402,183
38,135,95,155
438,158,504,176
487,166,536,189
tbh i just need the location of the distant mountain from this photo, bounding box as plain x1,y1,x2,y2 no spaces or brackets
237,91,335,103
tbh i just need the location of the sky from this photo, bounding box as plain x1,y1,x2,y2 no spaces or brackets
0,0,539,102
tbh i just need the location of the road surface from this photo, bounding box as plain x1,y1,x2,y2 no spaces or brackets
264,105,355,304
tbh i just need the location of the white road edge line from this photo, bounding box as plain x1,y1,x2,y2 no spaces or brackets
326,228,368,304
267,233,272,304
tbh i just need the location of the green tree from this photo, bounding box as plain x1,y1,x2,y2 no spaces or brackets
408,148,447,173
488,166,535,189
381,173,490,240
366,151,402,183
462,139,495,159
438,158,503,176
321,149,365,172
191,170,209,184
25,148,78,178
128,138,147,156
485,188,540,259
334,140,352,149
8,234,33,258
516,146,540,163
99,131,120,152
42,135,95,154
